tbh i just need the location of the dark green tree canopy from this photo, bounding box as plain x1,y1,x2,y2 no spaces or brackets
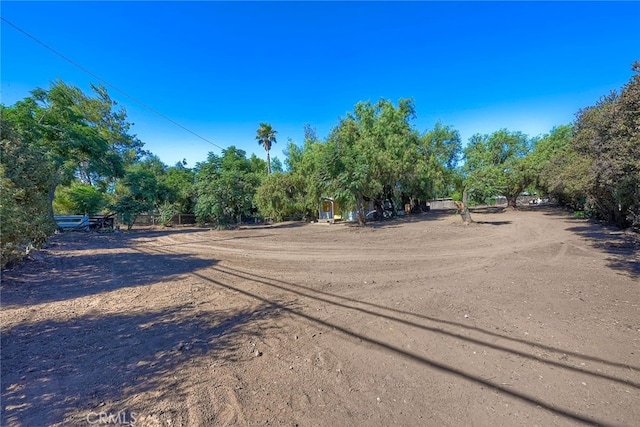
568,62,640,227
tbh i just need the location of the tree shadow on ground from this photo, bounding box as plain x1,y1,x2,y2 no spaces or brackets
0,300,286,427
567,223,640,277
343,209,458,229
2,228,214,264
240,221,309,231
72,227,212,241
469,206,507,214
537,204,585,218
1,251,216,307
141,233,278,250
210,265,639,373
473,221,512,225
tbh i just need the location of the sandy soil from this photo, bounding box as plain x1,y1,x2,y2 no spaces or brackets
1,206,639,427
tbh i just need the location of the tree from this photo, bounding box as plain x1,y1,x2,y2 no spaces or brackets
400,121,462,206
531,125,586,208
284,138,304,173
280,131,328,221
53,181,109,215
569,62,640,228
326,98,419,224
112,157,165,229
454,189,473,225
254,172,307,222
162,162,196,214
1,81,145,219
530,63,640,228
270,156,284,174
256,122,277,174
248,154,269,177
74,83,147,186
462,129,535,208
0,116,56,266
194,147,262,228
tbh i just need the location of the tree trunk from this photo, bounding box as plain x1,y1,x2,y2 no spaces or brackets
455,188,473,225
507,185,525,209
356,193,367,226
48,183,57,220
267,150,271,174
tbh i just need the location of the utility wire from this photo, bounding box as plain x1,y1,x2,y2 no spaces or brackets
1,16,226,151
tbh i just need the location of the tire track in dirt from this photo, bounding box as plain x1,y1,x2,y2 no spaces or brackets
135,224,639,384
186,269,615,426
207,264,639,381
185,374,247,427
134,213,638,425
6,209,637,426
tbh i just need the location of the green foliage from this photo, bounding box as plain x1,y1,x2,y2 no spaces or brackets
324,98,420,223
276,105,463,224
270,156,284,174
532,63,640,228
114,156,197,219
462,129,535,207
569,63,640,228
111,157,163,229
532,124,587,208
162,163,196,214
284,138,304,172
1,80,145,246
194,147,262,228
281,135,328,221
14,81,144,194
112,195,147,230
0,165,55,267
0,110,56,267
158,201,178,227
404,121,462,201
53,181,108,215
248,154,268,177
255,173,307,221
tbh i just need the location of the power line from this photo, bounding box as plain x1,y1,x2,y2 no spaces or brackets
1,16,226,152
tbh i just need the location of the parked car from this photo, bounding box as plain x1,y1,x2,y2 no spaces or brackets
54,215,90,232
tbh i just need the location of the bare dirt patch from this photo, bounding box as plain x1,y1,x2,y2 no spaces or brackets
2,207,639,426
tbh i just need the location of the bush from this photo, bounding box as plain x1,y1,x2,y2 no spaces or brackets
1,168,55,267
112,195,149,230
571,210,587,219
54,182,108,215
158,201,177,227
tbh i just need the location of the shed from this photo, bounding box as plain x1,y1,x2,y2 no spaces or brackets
319,197,340,222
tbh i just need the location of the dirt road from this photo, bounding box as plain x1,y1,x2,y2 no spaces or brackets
1,207,639,426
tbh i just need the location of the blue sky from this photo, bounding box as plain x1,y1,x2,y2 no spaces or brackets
2,1,639,168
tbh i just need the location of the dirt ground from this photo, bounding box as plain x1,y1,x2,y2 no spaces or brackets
1,206,639,427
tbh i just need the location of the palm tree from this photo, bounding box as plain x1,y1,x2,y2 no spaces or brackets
255,122,277,174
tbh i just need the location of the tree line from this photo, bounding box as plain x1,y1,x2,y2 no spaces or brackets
2,64,638,267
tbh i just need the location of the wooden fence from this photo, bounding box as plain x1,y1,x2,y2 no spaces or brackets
133,214,197,226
